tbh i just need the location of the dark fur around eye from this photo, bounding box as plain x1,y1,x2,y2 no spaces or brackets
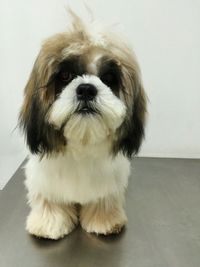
101,72,118,87
50,57,85,96
54,71,74,96
99,60,121,94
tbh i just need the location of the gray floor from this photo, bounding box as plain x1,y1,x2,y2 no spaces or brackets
0,158,200,267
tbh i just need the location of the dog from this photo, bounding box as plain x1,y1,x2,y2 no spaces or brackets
19,11,147,239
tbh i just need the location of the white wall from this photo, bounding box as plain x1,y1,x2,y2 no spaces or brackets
0,0,199,188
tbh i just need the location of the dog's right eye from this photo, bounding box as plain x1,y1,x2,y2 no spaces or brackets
54,70,74,97
59,70,73,84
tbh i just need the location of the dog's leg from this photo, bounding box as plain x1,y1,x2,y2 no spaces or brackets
26,196,78,240
80,194,127,235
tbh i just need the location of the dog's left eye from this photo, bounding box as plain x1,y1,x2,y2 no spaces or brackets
101,72,117,87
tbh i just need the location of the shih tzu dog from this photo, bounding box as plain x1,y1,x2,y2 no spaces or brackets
19,11,147,239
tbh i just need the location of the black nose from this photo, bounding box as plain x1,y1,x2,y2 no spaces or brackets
76,83,97,101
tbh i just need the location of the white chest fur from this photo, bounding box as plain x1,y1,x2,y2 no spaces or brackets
25,141,130,205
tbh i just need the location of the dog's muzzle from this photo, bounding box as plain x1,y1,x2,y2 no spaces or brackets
76,83,98,114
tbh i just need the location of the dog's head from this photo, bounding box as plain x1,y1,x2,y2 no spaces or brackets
19,11,147,158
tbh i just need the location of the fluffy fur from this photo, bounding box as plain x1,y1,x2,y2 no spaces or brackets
19,11,147,239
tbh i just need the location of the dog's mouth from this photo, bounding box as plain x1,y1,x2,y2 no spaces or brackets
76,102,98,115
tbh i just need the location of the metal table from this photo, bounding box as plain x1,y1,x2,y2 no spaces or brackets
0,158,200,267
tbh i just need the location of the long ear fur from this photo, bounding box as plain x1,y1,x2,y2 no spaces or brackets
19,52,66,155
113,68,147,158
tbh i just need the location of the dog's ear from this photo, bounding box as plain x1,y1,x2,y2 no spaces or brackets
19,51,66,155
113,66,147,158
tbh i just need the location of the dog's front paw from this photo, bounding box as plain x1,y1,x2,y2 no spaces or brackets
80,200,127,235
81,219,126,235
26,202,78,240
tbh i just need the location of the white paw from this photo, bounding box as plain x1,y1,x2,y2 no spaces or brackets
82,220,127,235
26,207,78,240
80,208,127,235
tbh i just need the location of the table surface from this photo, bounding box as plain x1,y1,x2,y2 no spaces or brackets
0,157,200,267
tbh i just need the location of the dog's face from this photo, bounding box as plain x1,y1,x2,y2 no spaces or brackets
19,14,146,158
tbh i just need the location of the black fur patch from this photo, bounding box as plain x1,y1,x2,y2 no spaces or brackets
113,91,146,158
52,57,85,97
98,58,122,97
20,93,66,155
